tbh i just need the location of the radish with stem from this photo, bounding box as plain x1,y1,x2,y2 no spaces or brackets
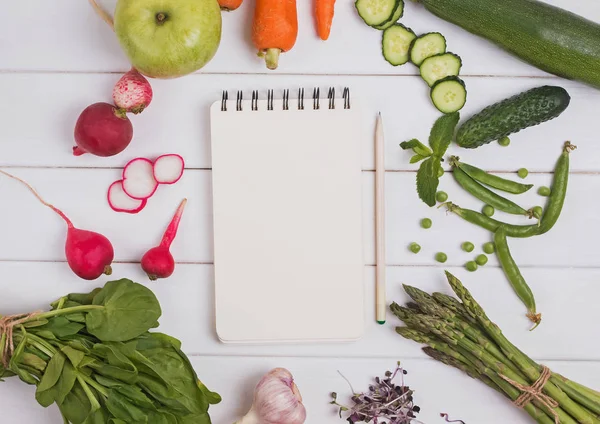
141,199,187,280
0,170,114,280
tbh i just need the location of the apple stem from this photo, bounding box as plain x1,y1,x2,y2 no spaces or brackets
88,0,114,31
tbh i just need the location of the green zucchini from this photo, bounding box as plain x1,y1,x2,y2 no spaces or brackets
410,32,447,66
382,24,417,66
374,1,405,30
430,76,467,114
456,86,570,149
420,52,462,86
356,0,401,28
418,0,600,89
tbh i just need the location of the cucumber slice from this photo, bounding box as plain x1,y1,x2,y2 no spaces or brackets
374,1,405,30
382,24,417,66
355,0,400,28
410,32,447,66
431,76,467,114
420,52,462,86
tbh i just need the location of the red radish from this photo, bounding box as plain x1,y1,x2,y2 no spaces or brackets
74,102,134,157
113,68,153,114
141,199,187,281
0,169,114,280
122,158,158,200
107,180,147,214
153,154,185,184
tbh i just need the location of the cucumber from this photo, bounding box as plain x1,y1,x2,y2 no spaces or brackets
410,32,447,66
419,52,462,86
419,0,600,90
355,0,401,28
382,24,417,66
456,86,571,149
430,76,467,114
373,1,405,30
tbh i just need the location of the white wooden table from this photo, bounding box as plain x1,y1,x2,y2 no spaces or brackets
1,1,600,423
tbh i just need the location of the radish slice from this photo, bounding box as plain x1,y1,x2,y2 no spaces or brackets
153,154,185,184
107,180,147,214
122,158,159,200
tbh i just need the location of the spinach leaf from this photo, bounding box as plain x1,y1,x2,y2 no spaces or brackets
59,381,92,424
37,352,65,393
35,317,85,339
92,344,138,384
54,361,77,405
106,389,147,422
62,346,86,368
86,279,161,342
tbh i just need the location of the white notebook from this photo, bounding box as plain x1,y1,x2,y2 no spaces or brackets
210,88,364,343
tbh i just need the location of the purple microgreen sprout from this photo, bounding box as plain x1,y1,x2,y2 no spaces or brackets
330,362,422,424
440,413,466,423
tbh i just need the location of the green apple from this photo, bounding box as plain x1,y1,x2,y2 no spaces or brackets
114,0,222,79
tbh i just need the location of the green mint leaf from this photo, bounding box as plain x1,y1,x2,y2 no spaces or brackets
401,139,433,157
416,157,442,207
410,154,427,164
429,112,460,157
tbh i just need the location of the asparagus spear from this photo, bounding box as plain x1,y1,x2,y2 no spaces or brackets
444,271,600,424
432,292,478,324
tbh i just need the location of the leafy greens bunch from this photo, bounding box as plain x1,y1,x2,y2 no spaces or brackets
0,279,220,424
401,112,460,206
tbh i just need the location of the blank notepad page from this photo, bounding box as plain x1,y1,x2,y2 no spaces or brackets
210,93,364,343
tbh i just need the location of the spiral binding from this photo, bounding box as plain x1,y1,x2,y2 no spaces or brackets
220,87,351,112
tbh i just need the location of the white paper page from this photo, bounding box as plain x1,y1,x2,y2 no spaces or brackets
210,95,364,343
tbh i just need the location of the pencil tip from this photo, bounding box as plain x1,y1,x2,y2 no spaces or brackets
378,111,382,116
377,320,386,325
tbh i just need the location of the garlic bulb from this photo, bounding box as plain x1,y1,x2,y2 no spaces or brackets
236,368,307,424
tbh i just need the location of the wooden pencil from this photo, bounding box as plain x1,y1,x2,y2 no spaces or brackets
375,112,386,324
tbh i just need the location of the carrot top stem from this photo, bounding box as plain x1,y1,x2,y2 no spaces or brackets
265,49,281,70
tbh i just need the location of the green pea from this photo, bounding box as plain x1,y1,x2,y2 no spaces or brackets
483,242,495,254
532,206,543,219
498,136,510,147
517,168,529,179
435,252,448,263
537,186,551,197
436,191,448,202
461,242,474,252
409,242,421,254
482,205,495,217
421,218,432,229
438,168,444,178
476,254,488,266
465,261,478,272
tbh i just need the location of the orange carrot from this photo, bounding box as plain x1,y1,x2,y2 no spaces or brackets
252,0,298,70
315,0,336,40
219,0,243,11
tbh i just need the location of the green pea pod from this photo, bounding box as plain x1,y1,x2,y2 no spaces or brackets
443,202,538,238
454,160,533,194
452,167,532,216
494,226,540,330
538,142,576,235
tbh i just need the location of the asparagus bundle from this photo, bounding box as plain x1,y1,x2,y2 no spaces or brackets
392,271,600,424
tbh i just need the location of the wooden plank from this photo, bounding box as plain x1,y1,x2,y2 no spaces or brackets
1,354,598,423
0,262,598,361
0,73,598,171
1,0,598,77
0,168,597,267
